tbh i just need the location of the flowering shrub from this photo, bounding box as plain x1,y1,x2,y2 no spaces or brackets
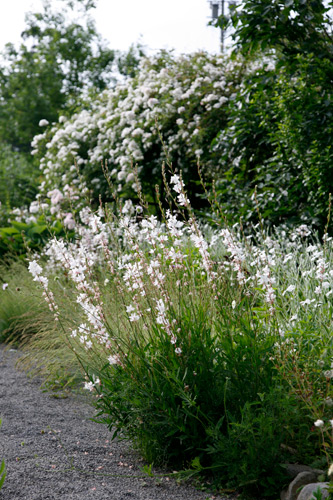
24,172,333,495
31,51,247,210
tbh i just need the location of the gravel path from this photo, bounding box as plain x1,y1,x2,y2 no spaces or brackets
0,345,231,500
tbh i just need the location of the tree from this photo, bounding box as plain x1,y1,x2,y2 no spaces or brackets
0,0,115,153
212,0,333,230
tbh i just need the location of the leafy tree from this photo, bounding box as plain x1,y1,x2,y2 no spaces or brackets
0,0,115,153
213,0,333,230
228,0,333,67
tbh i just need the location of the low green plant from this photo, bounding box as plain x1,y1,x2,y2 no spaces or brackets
0,217,73,259
0,419,6,490
0,144,38,219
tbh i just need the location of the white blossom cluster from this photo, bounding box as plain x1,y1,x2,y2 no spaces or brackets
27,177,333,369
31,52,247,202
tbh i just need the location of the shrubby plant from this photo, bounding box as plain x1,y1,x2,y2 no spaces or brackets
31,51,247,211
0,144,38,219
0,214,74,259
212,0,333,231
25,173,333,496
213,57,333,229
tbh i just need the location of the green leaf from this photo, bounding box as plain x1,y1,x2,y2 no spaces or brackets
0,460,6,490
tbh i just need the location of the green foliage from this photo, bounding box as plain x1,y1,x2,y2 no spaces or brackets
91,298,297,496
116,43,147,78
0,260,84,392
0,217,72,259
0,419,6,491
0,261,48,344
0,143,38,215
0,0,115,152
211,0,333,231
227,0,333,66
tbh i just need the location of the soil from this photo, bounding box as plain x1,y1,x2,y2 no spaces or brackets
0,345,231,500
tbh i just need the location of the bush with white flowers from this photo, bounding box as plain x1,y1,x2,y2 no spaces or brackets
32,51,247,207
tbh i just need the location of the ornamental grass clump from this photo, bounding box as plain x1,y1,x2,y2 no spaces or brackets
26,174,333,496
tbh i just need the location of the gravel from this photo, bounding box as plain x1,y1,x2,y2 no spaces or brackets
0,345,231,500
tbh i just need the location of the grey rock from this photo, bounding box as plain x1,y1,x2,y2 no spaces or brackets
285,472,321,500
297,482,329,500
283,464,325,479
281,488,288,500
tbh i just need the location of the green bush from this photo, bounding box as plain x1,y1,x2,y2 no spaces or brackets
0,144,38,223
213,55,333,230
0,217,73,259
210,0,333,232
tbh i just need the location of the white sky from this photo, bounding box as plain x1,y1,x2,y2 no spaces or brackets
0,0,223,55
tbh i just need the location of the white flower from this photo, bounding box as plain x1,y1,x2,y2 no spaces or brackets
39,119,49,127
63,213,75,230
126,173,135,183
2,283,8,291
314,419,324,428
28,260,43,278
129,313,140,322
147,97,158,108
175,347,182,355
232,300,236,309
282,285,296,296
29,201,40,214
328,463,333,477
177,193,189,206
84,381,94,391
47,189,64,205
108,355,120,365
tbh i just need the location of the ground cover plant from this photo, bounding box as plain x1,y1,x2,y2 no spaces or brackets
13,171,332,497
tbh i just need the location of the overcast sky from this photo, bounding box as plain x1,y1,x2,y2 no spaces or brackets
0,0,223,55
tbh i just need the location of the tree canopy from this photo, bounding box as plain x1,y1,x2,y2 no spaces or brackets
0,0,115,152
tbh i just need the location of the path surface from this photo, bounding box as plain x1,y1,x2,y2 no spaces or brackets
0,345,229,500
